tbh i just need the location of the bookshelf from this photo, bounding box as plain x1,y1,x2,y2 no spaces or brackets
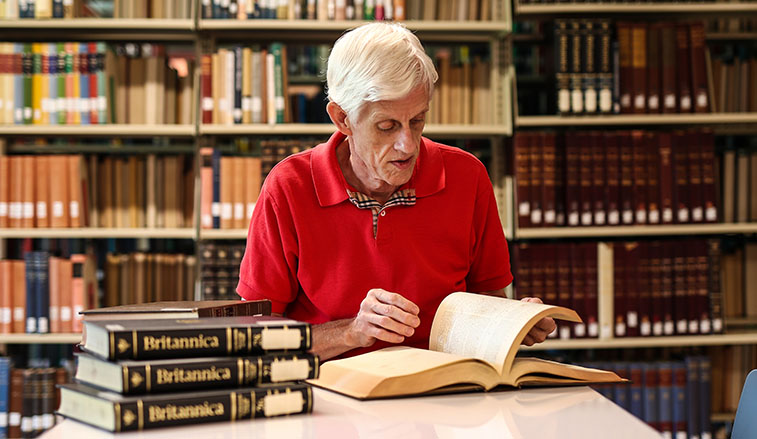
521,333,757,351
0,228,196,239
198,19,511,33
0,334,80,344
200,123,513,136
0,18,195,30
515,113,757,127
515,223,757,239
514,2,757,15
0,125,196,137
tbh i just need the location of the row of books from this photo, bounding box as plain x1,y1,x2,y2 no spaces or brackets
709,42,757,113
60,314,316,431
103,252,198,309
0,154,195,229
588,357,711,439
0,42,193,125
554,20,710,115
0,0,192,19
708,17,757,33
513,130,717,229
112,0,193,19
200,0,494,21
427,45,493,125
199,150,261,230
0,360,70,439
720,240,757,319
710,345,755,414
0,253,95,335
721,141,757,224
512,239,723,339
200,243,244,301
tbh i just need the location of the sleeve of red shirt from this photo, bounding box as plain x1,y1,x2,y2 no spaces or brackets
465,165,514,292
236,181,299,314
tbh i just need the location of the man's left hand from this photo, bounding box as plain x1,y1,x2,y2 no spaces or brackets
519,297,557,346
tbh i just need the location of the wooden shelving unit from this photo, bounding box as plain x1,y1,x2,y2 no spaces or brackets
515,113,757,127
200,123,512,137
515,223,757,239
515,2,757,15
0,124,196,137
0,228,196,239
0,333,80,344
200,229,248,240
522,333,757,351
0,18,195,29
199,19,510,34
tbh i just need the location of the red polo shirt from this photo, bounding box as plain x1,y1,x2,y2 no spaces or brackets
237,131,512,356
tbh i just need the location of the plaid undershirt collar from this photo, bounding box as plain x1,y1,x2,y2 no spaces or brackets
346,188,417,238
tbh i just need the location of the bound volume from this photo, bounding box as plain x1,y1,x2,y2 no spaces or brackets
309,293,625,399
82,316,311,361
80,299,272,321
56,382,312,432
74,352,320,394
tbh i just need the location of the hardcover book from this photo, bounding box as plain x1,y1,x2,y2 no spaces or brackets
309,293,624,400
57,382,312,432
80,300,272,321
75,351,319,394
81,315,310,361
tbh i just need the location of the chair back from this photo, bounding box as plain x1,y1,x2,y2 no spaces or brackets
732,369,757,439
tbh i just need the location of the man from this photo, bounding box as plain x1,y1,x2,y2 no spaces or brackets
237,22,555,360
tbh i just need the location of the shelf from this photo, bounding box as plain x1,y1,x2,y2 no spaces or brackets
711,413,735,423
200,123,511,137
0,124,196,137
200,229,248,240
198,19,509,34
515,113,757,127
515,2,757,15
515,223,757,239
706,32,757,41
0,228,196,239
521,333,757,350
0,18,195,30
726,317,757,328
0,333,80,344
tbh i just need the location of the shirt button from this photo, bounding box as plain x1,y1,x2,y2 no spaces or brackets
380,211,386,217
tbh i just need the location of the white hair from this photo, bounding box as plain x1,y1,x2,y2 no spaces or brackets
326,22,438,118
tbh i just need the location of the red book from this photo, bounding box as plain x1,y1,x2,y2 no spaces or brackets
529,133,544,227
648,241,664,336
0,261,11,334
542,244,558,339
199,147,214,229
646,132,661,224
616,22,633,113
631,23,648,113
693,240,711,334
605,133,621,225
672,132,690,223
672,244,688,334
685,240,700,335
513,243,531,300
88,42,99,124
624,242,640,337
637,243,652,336
554,135,566,226
200,54,213,124
631,131,647,224
660,23,677,113
661,242,676,336
564,132,581,226
583,242,598,338
556,244,573,339
541,133,557,226
688,22,710,113
570,243,587,338
514,133,532,229
590,131,606,226
578,132,593,226
687,131,704,223
613,243,627,337
658,133,675,224
647,23,662,113
700,130,718,223
619,133,634,225
530,245,545,304
675,24,693,112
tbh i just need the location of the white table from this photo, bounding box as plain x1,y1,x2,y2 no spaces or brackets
40,386,662,439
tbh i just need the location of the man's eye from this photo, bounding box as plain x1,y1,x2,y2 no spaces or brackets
411,119,425,125
377,122,395,131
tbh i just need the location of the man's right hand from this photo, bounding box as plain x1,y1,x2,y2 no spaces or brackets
347,288,421,348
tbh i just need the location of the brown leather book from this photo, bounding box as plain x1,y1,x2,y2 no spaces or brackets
660,242,675,335
578,132,593,226
233,156,246,229
672,245,688,334
613,243,627,337
50,155,70,228
114,158,126,228
34,155,50,228
687,131,704,223
675,24,693,113
87,155,99,227
582,19,598,114
637,243,651,336
513,244,531,300
660,23,677,113
658,133,674,224
564,132,581,227
8,156,22,228
541,133,557,226
672,132,690,223
645,132,660,224
554,19,571,114
619,133,634,225
514,133,531,229
616,22,633,113
630,23,648,114
707,240,724,333
133,252,147,304
623,242,640,337
184,256,197,301
128,54,147,124
201,54,213,124
556,244,572,339
104,253,121,308
21,156,34,228
689,22,710,113
11,260,25,333
700,130,718,223
0,155,8,228
684,241,700,334
542,244,558,316
68,155,84,228
145,154,157,228
568,19,583,113
8,368,23,438
605,133,620,225
98,156,113,227
590,131,606,226
220,156,233,229
529,132,543,226
583,242,599,338
48,257,61,333
58,257,73,333
647,23,662,113
693,240,712,334
0,260,11,333
569,243,586,338
244,157,262,226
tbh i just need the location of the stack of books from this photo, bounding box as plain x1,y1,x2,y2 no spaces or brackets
56,304,318,432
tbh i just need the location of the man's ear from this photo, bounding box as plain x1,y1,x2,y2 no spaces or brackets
326,101,353,136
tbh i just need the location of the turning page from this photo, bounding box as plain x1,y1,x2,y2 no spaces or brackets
428,293,581,375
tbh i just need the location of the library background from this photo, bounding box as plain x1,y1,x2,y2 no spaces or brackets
0,0,755,437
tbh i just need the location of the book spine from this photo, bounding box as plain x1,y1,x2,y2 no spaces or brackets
613,243,626,337
673,248,688,335
706,240,724,334
624,242,640,337
687,132,703,223
565,132,580,226
590,132,606,226
233,46,242,124
661,242,675,335
211,149,221,229
672,132,689,224
698,356,712,439
555,19,570,114
542,133,556,226
616,22,632,114
629,363,644,420
578,133,593,226
694,241,711,334
570,243,586,338
658,363,674,438
637,244,651,336
117,354,319,394
658,133,674,224
0,358,8,439
646,133,660,224
78,383,312,432
642,363,659,431
689,22,709,113
35,252,49,334
597,19,613,114
514,133,531,229
582,19,598,114
632,131,647,224
647,24,661,113
685,357,700,439
7,369,21,439
660,23,677,113
631,23,647,114
107,323,312,360
675,24,692,113
700,131,717,223
649,242,663,336
619,133,634,225
568,19,583,113
529,133,543,227
23,254,36,334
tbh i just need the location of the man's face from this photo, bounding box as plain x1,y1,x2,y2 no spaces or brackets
346,86,429,193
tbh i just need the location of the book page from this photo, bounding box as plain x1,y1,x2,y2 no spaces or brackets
429,293,581,376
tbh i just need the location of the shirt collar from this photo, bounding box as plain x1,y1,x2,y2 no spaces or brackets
311,131,446,207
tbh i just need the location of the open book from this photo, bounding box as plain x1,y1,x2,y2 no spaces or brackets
308,292,625,399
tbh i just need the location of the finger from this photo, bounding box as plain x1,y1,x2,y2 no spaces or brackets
365,324,405,344
363,312,416,337
534,317,557,333
370,289,421,315
527,327,549,343
521,334,535,346
520,297,544,305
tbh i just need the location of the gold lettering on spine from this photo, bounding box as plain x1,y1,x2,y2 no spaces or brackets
305,326,311,349
145,364,151,392
133,331,138,358
307,387,312,413
115,403,121,432
257,357,263,384
238,359,244,386
226,327,232,353
122,366,129,393
231,392,237,422
247,327,251,351
251,392,256,418
110,332,115,360
137,400,144,430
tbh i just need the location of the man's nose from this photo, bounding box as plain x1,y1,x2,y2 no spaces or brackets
394,126,417,154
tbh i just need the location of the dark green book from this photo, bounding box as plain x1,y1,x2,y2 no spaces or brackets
75,351,320,394
57,382,313,432
82,316,311,361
